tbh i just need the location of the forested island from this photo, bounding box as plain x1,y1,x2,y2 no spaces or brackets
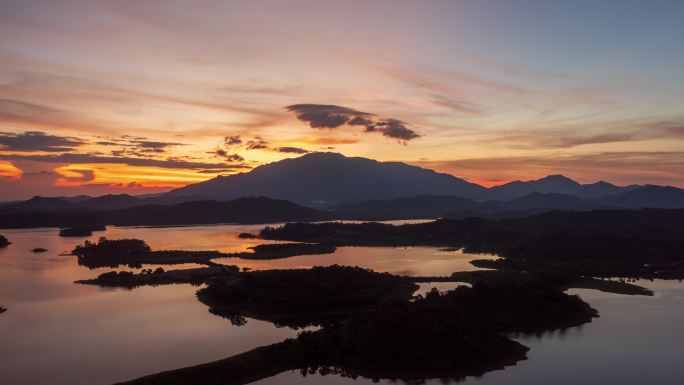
197,266,419,327
260,209,684,279
72,237,335,268
0,235,10,247
59,225,106,237
115,266,597,385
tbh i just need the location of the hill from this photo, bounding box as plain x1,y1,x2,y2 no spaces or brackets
600,185,684,208
332,195,501,220
0,197,329,229
101,197,328,226
166,152,486,206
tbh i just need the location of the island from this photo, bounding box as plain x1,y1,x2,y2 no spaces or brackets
259,209,684,279
0,235,10,247
72,237,336,268
31,248,48,253
76,265,240,288
115,266,597,385
59,225,106,237
197,265,418,327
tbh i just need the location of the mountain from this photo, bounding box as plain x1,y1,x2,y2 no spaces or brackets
503,192,589,210
0,197,329,229
600,185,684,208
575,181,637,199
487,175,583,200
486,175,643,201
78,194,142,210
3,153,682,218
0,193,209,213
56,195,93,203
101,197,328,226
332,195,501,220
167,152,486,206
11,196,78,211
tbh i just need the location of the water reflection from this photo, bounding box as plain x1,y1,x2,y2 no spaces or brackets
219,246,492,276
0,226,306,385
414,282,471,297
1,224,681,385
0,223,483,385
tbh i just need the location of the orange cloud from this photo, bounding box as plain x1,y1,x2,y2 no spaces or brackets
0,161,22,179
301,137,360,145
55,163,227,189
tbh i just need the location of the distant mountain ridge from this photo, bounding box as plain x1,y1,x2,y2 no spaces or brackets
166,152,677,206
0,197,328,229
2,153,683,215
0,194,207,213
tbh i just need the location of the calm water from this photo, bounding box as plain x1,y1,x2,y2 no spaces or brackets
0,224,682,385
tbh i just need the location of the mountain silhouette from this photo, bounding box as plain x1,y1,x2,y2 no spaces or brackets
10,196,78,211
486,175,582,199
167,152,486,205
575,181,639,199
2,153,683,218
100,197,327,226
0,197,328,228
0,193,207,213
599,185,684,208
503,192,589,210
332,195,501,220
78,194,142,210
166,153,670,205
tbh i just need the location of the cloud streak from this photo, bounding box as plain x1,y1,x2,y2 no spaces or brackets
0,131,85,152
2,153,248,171
245,137,268,150
286,104,420,142
275,146,309,154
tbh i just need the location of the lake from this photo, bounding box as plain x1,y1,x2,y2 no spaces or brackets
0,224,682,385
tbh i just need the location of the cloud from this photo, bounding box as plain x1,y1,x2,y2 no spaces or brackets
276,146,309,154
430,95,482,114
89,136,185,158
363,118,420,142
245,136,268,150
2,153,249,170
130,140,184,153
212,148,245,162
551,133,634,148
295,137,359,145
225,135,242,145
0,131,85,152
377,66,529,96
286,104,369,129
486,119,684,150
286,104,420,142
59,169,96,183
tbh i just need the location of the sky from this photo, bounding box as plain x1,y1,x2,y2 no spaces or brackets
1,0,683,200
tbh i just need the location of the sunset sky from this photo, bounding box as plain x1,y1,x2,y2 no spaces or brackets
1,0,683,200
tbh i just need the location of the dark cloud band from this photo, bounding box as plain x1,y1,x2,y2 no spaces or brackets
286,104,420,142
0,131,84,152
2,153,248,170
